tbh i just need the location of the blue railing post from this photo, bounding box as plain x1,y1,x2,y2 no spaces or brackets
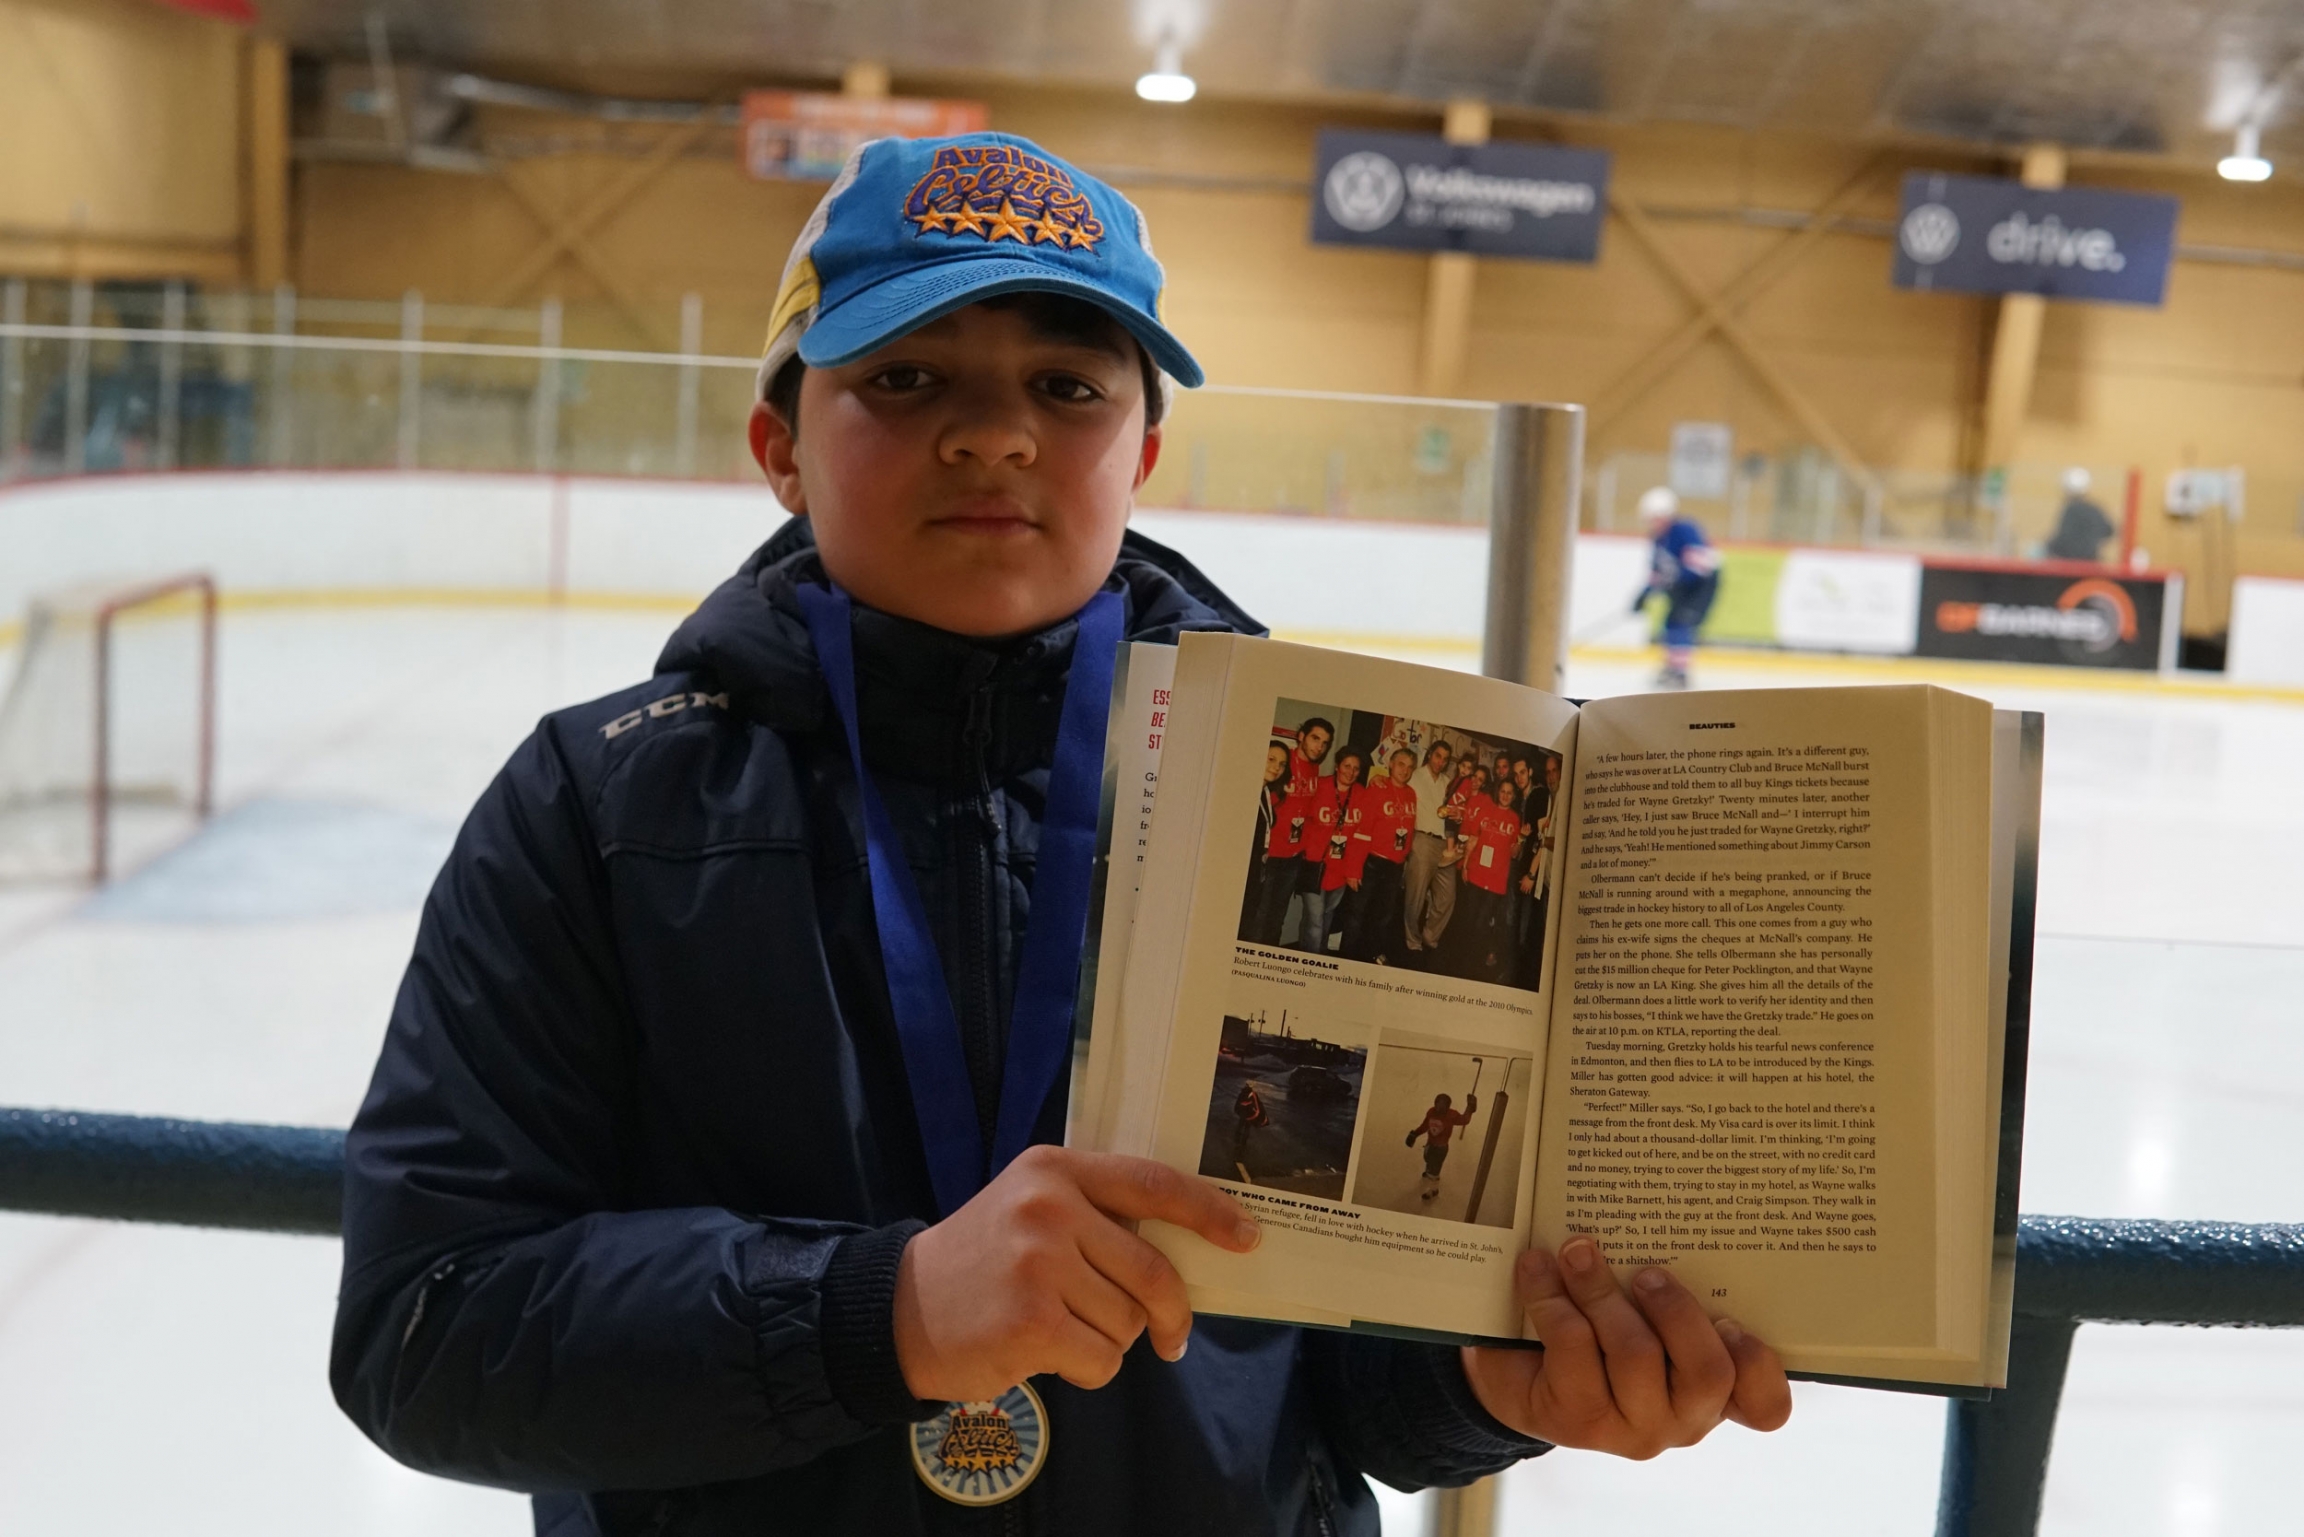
1935,1313,2078,1537
1936,1216,2304,1537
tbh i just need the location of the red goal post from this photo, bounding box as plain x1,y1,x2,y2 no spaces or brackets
0,571,217,884
93,573,217,880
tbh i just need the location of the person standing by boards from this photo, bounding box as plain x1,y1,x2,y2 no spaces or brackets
1634,486,1721,690
329,131,1789,1536
2044,466,2115,564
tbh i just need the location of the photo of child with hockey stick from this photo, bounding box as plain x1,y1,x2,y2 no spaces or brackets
1349,1032,1533,1228
1194,1007,1366,1200
1237,699,1563,992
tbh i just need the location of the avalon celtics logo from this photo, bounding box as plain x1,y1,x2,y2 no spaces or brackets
911,1382,1049,1506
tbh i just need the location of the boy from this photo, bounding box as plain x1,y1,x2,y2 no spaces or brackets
1407,1090,1479,1200
331,132,1787,1536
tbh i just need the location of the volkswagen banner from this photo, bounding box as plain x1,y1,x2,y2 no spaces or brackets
1913,562,2180,670
1311,130,1609,262
1891,172,2178,306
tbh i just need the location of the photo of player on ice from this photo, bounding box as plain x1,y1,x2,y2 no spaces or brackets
1350,1035,1532,1228
1237,698,1563,994
1406,1091,1477,1202
1194,1008,1366,1200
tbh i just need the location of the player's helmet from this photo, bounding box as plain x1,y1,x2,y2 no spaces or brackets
1637,486,1680,522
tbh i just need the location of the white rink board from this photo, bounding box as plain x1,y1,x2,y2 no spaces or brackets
2229,576,2304,686
2,472,1620,650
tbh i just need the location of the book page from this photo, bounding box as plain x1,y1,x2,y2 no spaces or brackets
1124,635,1581,1341
1068,642,1178,1153
1533,684,1995,1383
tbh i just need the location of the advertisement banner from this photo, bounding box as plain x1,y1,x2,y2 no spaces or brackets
1892,172,2177,306
1311,130,1609,263
1914,564,2172,670
1668,422,1733,500
742,92,988,181
1772,550,1922,655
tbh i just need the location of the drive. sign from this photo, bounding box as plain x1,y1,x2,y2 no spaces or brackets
1891,172,2178,307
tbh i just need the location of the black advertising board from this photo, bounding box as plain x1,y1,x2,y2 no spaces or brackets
1914,563,2176,670
1310,129,1609,263
1891,172,2178,306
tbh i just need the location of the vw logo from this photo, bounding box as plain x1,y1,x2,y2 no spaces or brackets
1900,202,1960,265
1324,152,1405,232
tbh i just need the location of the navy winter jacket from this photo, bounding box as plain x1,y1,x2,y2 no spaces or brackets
331,519,1546,1535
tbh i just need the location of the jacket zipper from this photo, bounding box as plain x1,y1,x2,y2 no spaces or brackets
960,684,1030,1537
1305,1454,1339,1537
957,684,1002,1154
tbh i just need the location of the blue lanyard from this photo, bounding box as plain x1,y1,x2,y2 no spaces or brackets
796,581,1123,1218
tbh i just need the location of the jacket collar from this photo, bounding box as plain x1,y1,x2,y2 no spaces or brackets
654,516,1261,787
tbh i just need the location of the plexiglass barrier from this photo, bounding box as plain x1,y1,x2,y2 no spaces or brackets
1,278,1500,525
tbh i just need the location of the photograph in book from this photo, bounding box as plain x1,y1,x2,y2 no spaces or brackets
1237,697,1564,991
1194,1006,1367,1199
1352,1033,1533,1229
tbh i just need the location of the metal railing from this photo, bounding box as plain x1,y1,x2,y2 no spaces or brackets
0,1104,2295,1536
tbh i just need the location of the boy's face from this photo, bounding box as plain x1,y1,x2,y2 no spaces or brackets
751,302,1160,638
1300,725,1332,763
1389,751,1415,784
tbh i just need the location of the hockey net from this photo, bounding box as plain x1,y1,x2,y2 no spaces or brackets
0,573,216,883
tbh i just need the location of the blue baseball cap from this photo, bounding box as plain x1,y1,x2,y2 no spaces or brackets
757,132,1203,397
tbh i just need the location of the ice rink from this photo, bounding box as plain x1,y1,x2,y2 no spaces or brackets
0,600,2299,1536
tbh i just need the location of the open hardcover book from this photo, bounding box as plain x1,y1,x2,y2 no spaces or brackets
1068,633,2040,1394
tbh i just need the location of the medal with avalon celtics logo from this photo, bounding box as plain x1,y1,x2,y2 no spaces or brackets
909,1382,1049,1506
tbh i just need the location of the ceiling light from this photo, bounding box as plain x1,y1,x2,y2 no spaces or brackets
2218,123,2272,182
1135,40,1196,103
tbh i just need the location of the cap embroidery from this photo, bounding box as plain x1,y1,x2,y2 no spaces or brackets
904,144,1106,251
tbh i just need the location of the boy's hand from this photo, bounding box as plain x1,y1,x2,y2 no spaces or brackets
1460,1237,1792,1457
892,1146,1260,1402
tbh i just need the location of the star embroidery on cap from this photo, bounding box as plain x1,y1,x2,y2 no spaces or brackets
943,203,992,237
910,208,957,235
982,197,1031,244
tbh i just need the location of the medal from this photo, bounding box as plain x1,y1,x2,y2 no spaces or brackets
800,581,1120,1503
910,1381,1050,1506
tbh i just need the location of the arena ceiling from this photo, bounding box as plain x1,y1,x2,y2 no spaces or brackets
260,0,2304,167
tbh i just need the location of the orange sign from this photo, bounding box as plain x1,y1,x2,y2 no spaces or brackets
741,91,988,182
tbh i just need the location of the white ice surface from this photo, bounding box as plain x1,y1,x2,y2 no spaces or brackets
0,610,2297,1536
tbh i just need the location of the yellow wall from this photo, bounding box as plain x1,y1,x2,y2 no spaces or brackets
0,0,246,281
9,15,2301,623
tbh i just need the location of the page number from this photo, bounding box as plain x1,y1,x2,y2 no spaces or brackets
1710,1289,1729,1298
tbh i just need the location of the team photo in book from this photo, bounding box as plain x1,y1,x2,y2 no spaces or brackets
1238,698,1563,991
1194,1007,1366,1199
1350,1034,1534,1230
